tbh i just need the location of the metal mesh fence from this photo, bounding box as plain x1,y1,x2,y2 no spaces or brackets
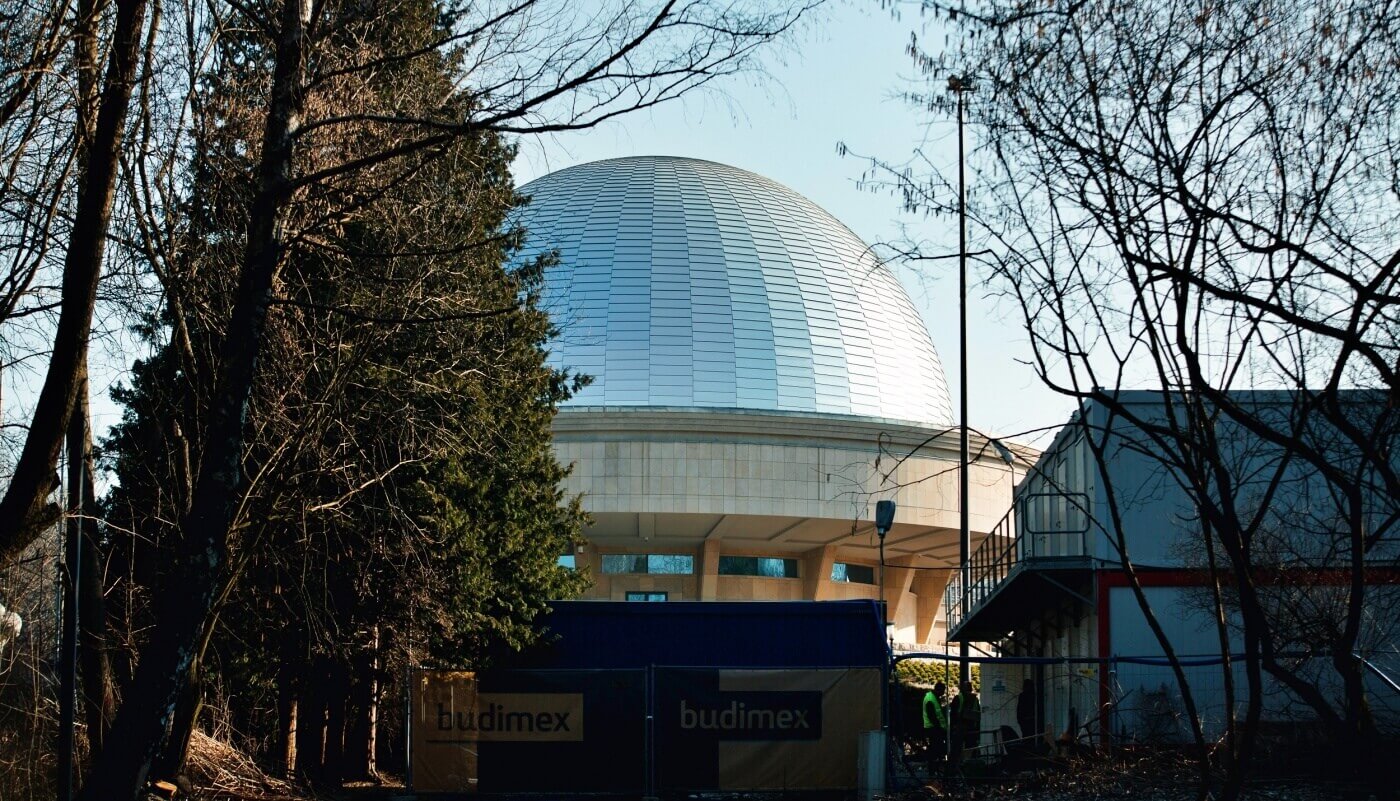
894,650,1400,755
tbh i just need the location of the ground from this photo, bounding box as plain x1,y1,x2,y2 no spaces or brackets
890,750,1383,801
178,730,1384,801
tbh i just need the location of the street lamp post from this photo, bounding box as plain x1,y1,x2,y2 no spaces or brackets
947,74,976,681
875,499,896,630
874,498,897,779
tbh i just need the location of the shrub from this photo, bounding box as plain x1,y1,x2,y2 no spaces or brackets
894,659,980,691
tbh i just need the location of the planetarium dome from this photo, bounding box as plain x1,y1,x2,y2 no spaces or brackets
515,156,953,427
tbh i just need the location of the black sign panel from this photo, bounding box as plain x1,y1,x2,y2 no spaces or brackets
654,667,881,792
475,669,646,794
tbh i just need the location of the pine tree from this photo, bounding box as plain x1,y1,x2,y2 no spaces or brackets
100,0,588,784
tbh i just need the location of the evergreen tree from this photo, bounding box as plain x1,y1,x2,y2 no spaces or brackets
101,0,588,784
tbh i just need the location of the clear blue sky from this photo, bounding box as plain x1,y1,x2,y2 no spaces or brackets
513,1,1075,446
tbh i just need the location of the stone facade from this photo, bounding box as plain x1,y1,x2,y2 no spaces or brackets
552,407,1033,651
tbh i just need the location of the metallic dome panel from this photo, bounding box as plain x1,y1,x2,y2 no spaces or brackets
516,156,954,427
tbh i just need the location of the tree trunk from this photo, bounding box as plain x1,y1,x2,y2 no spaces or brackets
151,656,203,781
343,628,380,782
154,598,231,781
71,384,116,756
75,0,307,796
79,526,116,753
276,668,298,779
366,669,378,778
295,660,328,785
344,675,370,781
364,628,380,779
0,0,141,568
323,661,349,788
1336,495,1384,794
1197,486,1257,801
60,384,84,800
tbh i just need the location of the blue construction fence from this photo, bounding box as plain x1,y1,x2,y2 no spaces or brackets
407,664,882,795
406,600,891,795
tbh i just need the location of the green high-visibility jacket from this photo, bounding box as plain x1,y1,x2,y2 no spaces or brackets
922,691,947,730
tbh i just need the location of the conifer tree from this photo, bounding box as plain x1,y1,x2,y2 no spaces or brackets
101,0,588,784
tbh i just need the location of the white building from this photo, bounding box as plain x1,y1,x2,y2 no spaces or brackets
949,392,1400,744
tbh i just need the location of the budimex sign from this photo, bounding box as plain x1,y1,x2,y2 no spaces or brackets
676,691,822,740
434,693,582,741
411,671,587,792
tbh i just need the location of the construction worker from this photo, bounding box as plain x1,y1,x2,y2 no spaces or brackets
951,679,982,763
921,681,948,777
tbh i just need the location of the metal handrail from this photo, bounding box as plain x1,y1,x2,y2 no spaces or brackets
1357,652,1400,697
945,491,1092,633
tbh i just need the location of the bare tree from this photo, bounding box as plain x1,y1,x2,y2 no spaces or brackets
857,0,1399,796
0,0,149,566
77,0,813,796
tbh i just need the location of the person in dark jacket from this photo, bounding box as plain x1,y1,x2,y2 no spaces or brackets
1016,678,1039,746
921,681,948,776
950,680,982,762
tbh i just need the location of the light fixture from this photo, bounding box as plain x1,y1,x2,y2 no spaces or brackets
875,499,897,538
875,499,896,632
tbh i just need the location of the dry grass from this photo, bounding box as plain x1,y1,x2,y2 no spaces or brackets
184,730,311,801
1,541,60,801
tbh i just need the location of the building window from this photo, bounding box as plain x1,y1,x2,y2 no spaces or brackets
625,591,668,602
831,562,876,584
556,554,576,569
719,556,800,578
600,554,694,575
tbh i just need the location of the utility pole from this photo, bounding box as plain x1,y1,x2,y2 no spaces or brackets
58,385,86,801
948,74,975,684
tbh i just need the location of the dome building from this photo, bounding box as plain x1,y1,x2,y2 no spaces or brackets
517,157,1030,650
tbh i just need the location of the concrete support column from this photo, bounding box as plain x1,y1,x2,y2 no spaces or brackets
576,546,598,576
912,568,952,646
697,538,721,600
803,544,838,600
884,557,919,624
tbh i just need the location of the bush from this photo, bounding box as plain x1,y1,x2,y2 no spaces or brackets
894,659,980,691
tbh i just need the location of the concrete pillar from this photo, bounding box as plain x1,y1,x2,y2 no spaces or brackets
575,547,607,600
697,538,721,600
884,557,918,624
912,568,952,646
802,544,838,600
